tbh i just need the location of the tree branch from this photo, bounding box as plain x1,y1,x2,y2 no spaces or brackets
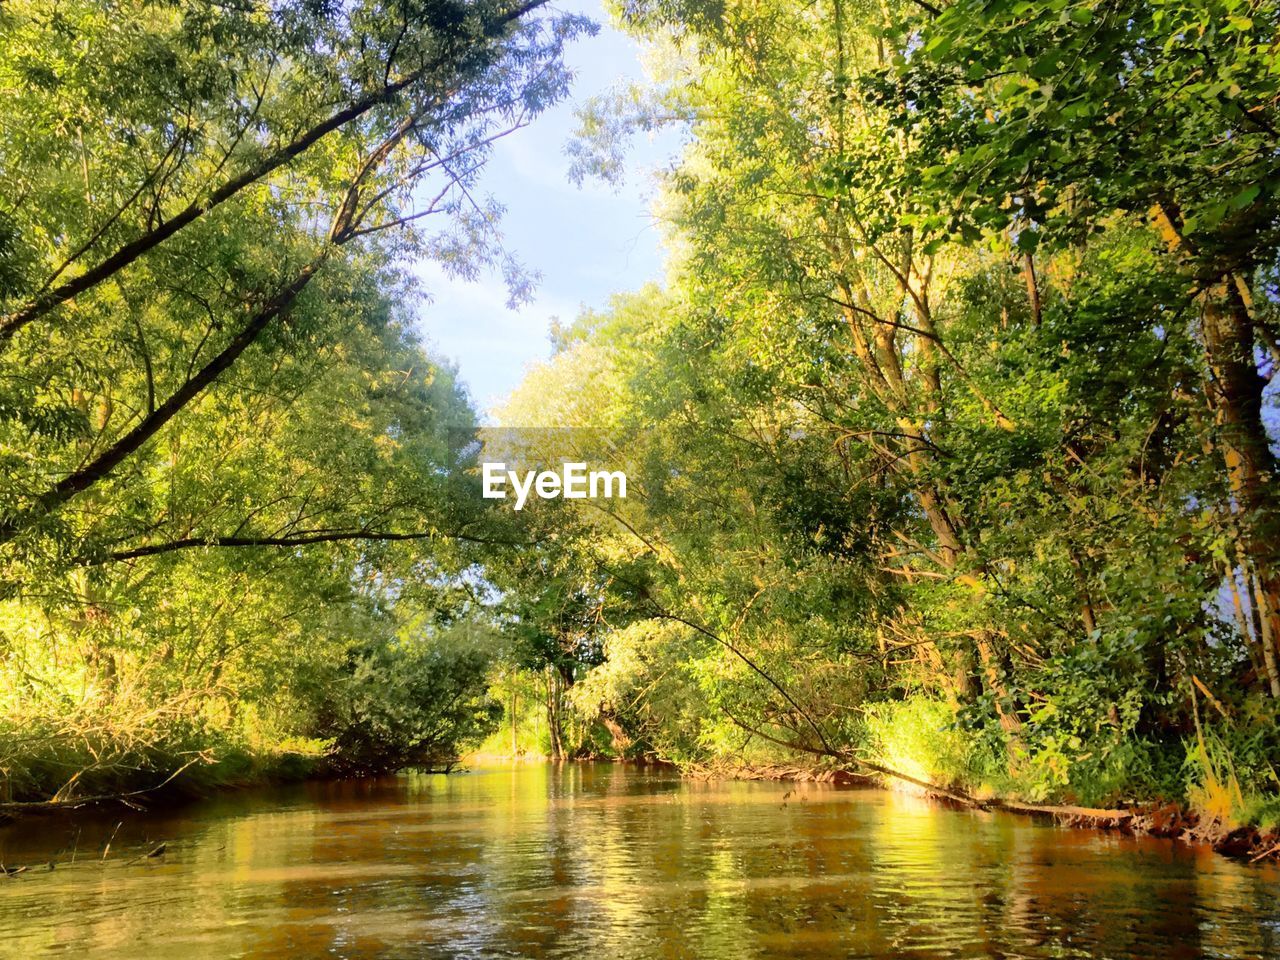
0,0,551,349
91,528,531,564
0,255,328,545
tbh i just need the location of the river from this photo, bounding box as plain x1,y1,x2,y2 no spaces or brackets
0,763,1277,958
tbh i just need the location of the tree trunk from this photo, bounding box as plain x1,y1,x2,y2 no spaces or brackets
510,683,519,756
1202,283,1280,695
1153,204,1280,694
545,667,565,759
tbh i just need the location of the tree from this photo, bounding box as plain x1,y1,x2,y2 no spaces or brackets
0,0,588,801
488,0,1280,815
874,0,1280,686
0,0,588,561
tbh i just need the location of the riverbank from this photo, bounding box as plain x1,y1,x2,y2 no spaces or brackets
0,747,578,824
0,749,325,824
687,759,1280,865
5,750,1278,865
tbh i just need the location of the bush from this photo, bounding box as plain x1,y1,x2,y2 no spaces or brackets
863,698,1002,794
317,625,502,776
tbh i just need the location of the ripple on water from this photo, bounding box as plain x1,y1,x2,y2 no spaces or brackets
0,765,1277,959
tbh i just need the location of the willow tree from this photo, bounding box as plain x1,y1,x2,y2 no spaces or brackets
585,0,1046,734
0,0,587,800
0,0,587,568
553,0,1257,801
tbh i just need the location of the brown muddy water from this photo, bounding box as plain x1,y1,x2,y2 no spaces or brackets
0,763,1277,958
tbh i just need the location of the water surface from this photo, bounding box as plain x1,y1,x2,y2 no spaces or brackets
0,763,1277,958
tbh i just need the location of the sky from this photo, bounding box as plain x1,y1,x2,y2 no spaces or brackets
412,0,678,417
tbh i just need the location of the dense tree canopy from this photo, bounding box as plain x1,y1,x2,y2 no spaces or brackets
0,0,581,800
3,0,1278,839
490,0,1280,828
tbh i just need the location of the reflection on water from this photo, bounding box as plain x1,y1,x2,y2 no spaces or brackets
0,763,1277,958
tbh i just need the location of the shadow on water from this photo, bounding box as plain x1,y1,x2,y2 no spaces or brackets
0,763,1277,958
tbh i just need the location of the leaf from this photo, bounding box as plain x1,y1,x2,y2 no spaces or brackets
1230,184,1261,210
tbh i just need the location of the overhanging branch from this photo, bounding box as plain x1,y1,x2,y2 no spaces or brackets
89,528,532,564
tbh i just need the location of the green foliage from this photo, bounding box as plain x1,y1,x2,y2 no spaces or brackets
863,699,1004,795
6,0,1280,834
0,0,581,800
569,620,713,763
1184,699,1280,828
478,0,1280,828
880,0,1280,264
318,624,504,775
476,665,565,758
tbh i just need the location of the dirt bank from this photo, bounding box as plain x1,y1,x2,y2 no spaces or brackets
687,760,1280,864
